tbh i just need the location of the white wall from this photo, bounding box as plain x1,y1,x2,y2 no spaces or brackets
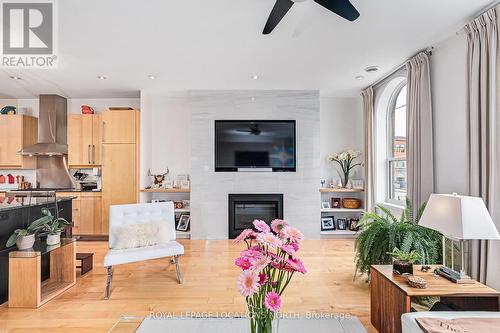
190,90,320,239
150,93,191,177
319,97,363,185
431,34,469,195
138,91,362,239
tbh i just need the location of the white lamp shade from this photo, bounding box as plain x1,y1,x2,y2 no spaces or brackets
419,194,500,240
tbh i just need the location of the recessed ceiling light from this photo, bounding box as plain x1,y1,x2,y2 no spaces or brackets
364,66,379,73
9,75,21,80
97,75,107,80
147,75,156,80
251,75,259,80
355,75,364,80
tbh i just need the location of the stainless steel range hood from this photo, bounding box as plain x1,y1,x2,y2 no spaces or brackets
18,94,74,189
19,94,68,156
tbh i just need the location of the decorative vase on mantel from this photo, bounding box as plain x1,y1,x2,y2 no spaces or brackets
328,150,362,188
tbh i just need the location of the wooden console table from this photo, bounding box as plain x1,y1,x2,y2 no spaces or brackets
8,238,76,308
370,265,500,333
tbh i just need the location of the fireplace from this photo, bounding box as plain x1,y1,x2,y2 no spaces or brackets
228,194,284,239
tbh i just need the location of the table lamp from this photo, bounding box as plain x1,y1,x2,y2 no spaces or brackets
419,193,500,283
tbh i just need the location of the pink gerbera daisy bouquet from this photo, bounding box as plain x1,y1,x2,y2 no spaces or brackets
234,219,306,333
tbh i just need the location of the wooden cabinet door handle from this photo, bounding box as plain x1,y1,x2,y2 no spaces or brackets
102,121,106,143
88,145,91,164
92,145,96,164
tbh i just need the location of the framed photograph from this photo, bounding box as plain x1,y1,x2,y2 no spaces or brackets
321,201,331,209
349,218,360,231
321,217,335,231
336,218,347,230
331,197,341,208
352,179,364,190
176,214,190,231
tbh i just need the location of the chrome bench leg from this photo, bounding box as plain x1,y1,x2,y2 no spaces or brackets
104,266,113,299
174,255,183,284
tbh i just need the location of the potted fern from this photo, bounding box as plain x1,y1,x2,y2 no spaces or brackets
354,199,442,280
388,247,420,275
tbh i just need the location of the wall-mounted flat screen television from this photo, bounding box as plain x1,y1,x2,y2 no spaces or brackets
215,120,296,172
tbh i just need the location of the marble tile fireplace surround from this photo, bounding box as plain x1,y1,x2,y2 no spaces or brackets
228,194,284,239
190,90,320,239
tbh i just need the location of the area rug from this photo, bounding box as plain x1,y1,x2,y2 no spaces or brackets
135,316,367,333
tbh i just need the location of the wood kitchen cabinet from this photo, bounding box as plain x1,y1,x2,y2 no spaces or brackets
67,114,102,167
0,115,38,169
101,109,139,234
102,110,137,144
56,192,103,236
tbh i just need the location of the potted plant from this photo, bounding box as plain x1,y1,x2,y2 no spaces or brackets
354,199,442,280
327,150,362,188
388,247,420,275
5,209,53,250
40,208,71,246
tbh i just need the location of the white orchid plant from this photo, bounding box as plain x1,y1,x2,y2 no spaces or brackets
327,149,362,187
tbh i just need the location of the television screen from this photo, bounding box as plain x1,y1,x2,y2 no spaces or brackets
215,120,296,172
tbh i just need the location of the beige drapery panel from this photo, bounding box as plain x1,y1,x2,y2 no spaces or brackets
406,52,434,214
465,6,499,287
362,87,375,212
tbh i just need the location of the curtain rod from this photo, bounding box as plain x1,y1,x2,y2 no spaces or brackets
456,1,499,35
368,48,433,90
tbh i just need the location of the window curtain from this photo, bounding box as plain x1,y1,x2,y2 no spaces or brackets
362,87,375,212
465,5,499,287
406,52,434,214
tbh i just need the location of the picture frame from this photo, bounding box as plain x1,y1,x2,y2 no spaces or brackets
336,218,347,230
331,197,341,208
321,201,331,209
176,214,190,231
349,218,360,231
352,179,364,190
321,217,335,231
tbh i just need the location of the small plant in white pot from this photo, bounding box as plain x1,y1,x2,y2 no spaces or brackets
40,209,70,246
6,210,51,250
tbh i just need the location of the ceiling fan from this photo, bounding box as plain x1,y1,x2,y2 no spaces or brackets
237,124,262,135
263,0,360,35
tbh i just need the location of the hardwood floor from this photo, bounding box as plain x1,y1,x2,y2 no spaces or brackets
0,239,375,333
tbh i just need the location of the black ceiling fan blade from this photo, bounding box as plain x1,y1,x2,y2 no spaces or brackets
313,0,360,21
263,0,295,35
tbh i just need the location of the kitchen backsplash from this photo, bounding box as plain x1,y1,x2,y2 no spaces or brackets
0,170,36,190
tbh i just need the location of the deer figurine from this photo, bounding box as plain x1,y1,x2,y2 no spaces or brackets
148,168,170,188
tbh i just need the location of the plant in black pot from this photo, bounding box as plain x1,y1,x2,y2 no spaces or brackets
388,247,420,275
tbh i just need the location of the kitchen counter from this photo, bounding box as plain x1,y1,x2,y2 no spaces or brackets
0,189,101,193
0,197,75,212
0,196,73,305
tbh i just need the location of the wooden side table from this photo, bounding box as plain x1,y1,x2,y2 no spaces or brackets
8,238,76,308
370,265,500,333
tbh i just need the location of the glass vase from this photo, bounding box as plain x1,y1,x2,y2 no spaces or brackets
341,171,350,188
247,305,279,333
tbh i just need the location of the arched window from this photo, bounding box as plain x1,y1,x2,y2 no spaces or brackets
388,84,407,203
